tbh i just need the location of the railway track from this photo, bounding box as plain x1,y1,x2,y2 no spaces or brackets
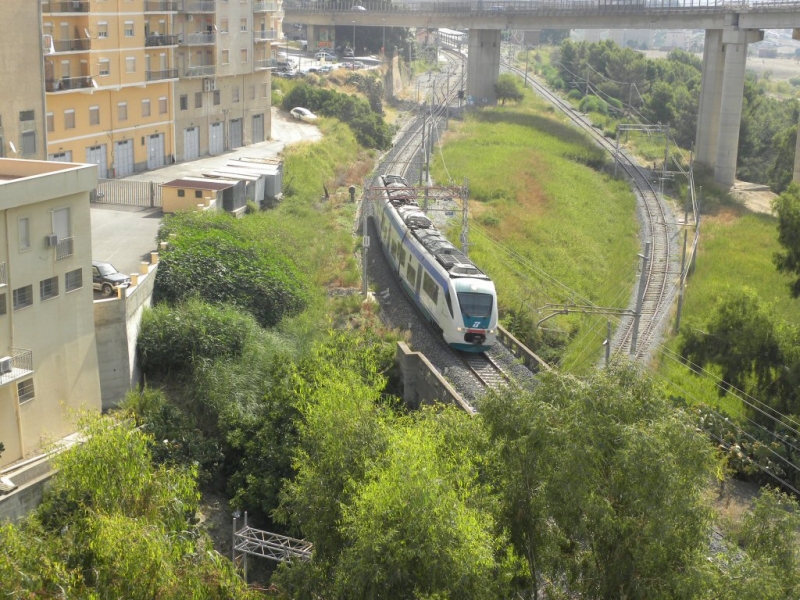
460,351,509,391
505,64,679,362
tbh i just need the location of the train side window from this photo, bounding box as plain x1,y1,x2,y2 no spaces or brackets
406,262,416,284
399,246,406,267
390,238,398,259
445,291,453,318
422,272,439,303
415,265,423,293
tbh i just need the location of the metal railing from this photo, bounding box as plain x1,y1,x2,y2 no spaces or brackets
56,237,74,261
254,58,279,70
180,0,216,12
253,1,281,11
180,31,216,45
253,29,279,41
42,1,90,13
144,0,180,10
145,34,179,47
146,68,179,81
45,77,93,92
184,64,216,77
51,39,91,52
0,348,34,388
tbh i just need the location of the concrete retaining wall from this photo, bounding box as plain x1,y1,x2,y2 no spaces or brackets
0,456,56,523
396,342,474,413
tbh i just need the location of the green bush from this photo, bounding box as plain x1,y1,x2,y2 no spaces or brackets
579,95,609,115
567,89,583,101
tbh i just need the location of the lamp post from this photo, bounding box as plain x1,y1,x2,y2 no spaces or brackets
352,21,356,70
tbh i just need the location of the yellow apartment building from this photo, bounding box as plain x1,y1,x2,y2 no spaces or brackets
0,158,102,468
0,3,47,160
42,0,179,176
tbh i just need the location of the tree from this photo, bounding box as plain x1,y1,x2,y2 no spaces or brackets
495,73,524,105
773,183,800,298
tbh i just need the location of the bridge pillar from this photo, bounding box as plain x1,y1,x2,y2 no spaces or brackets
467,29,502,105
713,27,763,187
695,29,724,169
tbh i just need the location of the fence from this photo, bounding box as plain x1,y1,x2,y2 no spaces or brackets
91,179,162,208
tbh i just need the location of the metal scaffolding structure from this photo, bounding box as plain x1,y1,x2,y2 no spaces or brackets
232,512,312,582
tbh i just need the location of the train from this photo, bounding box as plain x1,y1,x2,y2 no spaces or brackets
370,174,498,352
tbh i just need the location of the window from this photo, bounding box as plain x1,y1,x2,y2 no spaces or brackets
141,98,150,117
195,92,203,109
53,207,71,241
13,285,33,310
126,56,136,73
240,48,248,63
17,379,34,404
99,59,110,76
213,90,220,105
18,218,29,251
46,112,54,133
124,21,134,37
406,262,416,284
261,83,268,98
64,109,75,129
19,110,34,122
89,105,100,125
221,50,229,64
177,189,185,197
118,102,127,121
250,85,256,100
0,293,6,316
179,94,188,111
21,132,36,156
232,86,239,103
240,18,247,32
97,21,108,38
220,19,228,33
65,268,83,292
40,276,59,301
422,273,439,303
399,246,406,267
195,190,203,198
159,96,168,114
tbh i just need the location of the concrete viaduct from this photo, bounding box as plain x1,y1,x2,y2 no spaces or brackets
285,0,800,187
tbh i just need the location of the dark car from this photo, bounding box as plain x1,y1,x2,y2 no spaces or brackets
92,260,131,297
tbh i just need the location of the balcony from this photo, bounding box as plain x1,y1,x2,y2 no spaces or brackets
179,32,215,45
50,38,91,53
42,1,90,13
56,237,74,261
253,30,278,42
45,77,94,92
184,64,216,77
253,1,281,12
146,68,179,81
180,1,215,12
145,34,179,47
0,349,33,388
254,58,279,70
144,0,179,11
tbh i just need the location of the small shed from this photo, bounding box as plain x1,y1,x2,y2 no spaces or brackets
233,157,284,205
161,178,234,214
206,169,261,205
199,174,249,216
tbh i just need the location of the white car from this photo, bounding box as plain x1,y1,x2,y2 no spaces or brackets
315,51,337,62
290,107,318,122
351,4,367,10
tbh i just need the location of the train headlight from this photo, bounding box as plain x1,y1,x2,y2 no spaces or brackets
457,327,464,332
488,329,494,334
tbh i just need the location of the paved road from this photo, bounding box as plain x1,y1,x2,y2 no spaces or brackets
90,107,322,279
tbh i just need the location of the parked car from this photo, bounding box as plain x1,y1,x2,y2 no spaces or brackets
315,51,337,62
92,261,131,297
351,4,367,10
290,107,318,122
342,47,355,57
308,64,335,74
341,61,366,70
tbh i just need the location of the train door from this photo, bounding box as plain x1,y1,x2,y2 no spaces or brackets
405,260,416,288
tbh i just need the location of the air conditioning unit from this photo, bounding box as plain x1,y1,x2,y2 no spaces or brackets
187,14,194,21
203,78,217,92
45,233,58,247
0,356,12,375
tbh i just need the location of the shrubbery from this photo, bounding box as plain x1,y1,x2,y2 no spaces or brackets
579,95,609,115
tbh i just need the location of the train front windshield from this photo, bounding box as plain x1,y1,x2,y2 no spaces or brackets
457,292,493,318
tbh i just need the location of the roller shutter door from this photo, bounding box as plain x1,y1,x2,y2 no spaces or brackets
147,133,165,170
230,118,243,149
209,122,224,155
183,127,200,161
252,113,264,143
115,139,134,177
85,144,108,178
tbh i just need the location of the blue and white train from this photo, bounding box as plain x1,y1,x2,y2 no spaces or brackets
371,174,498,352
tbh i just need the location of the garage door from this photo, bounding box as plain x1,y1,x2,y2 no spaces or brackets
115,139,134,177
85,144,108,178
209,122,224,155
183,127,200,162
48,151,73,162
230,118,243,149
147,133,165,170
252,113,264,144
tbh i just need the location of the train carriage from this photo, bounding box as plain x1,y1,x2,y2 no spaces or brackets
371,174,498,352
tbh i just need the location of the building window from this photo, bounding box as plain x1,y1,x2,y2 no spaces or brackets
97,21,108,38
261,83,268,97
195,92,202,109
240,18,247,32
13,285,33,310
0,293,6,316
250,85,256,100
195,190,203,198
19,110,34,122
159,96,168,114
124,21,134,37
240,48,248,63
40,276,59,301
17,379,34,404
89,105,100,126
220,19,228,33
46,112,54,133
179,95,188,111
99,59,110,76
64,109,75,129
126,56,136,73
232,86,239,103
18,218,30,251
177,189,185,197
65,268,83,292
221,50,229,64
142,99,151,117
213,90,220,105
118,102,127,121
20,132,36,156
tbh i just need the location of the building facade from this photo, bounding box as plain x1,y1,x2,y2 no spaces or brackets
0,158,102,468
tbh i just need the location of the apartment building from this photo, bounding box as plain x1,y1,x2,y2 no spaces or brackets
0,3,47,160
0,158,102,469
173,0,278,160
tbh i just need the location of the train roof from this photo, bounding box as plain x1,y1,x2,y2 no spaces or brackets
380,174,489,280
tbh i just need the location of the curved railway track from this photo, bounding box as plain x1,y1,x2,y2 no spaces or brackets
505,64,679,362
